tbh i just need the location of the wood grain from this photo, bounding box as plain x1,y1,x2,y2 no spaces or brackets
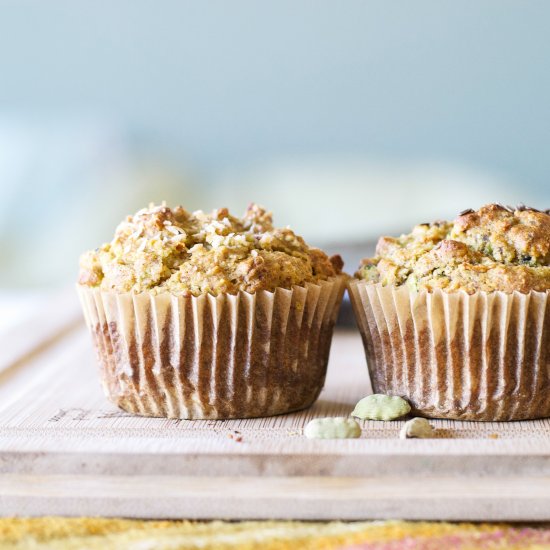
1,293,550,519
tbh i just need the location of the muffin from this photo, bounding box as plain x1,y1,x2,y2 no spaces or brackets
349,204,550,421
78,203,345,419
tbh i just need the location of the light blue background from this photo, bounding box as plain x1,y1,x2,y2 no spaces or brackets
0,0,549,192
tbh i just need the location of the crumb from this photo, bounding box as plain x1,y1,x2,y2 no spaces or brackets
227,430,243,443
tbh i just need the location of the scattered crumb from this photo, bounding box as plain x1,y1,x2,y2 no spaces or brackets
488,433,500,439
227,430,243,443
432,428,454,439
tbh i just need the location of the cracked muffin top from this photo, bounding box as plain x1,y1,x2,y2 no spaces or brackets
355,204,550,294
79,202,344,296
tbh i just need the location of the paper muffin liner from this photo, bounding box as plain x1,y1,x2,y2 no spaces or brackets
348,280,550,421
77,276,345,419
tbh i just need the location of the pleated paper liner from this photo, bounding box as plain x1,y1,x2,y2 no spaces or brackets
77,276,346,419
348,280,550,421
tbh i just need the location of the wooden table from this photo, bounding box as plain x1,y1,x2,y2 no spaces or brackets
1,290,549,520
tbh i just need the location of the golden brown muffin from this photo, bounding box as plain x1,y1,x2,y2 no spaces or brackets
349,204,550,421
355,204,550,294
80,203,342,295
77,202,346,420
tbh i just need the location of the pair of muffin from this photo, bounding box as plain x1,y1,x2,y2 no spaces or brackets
78,203,550,421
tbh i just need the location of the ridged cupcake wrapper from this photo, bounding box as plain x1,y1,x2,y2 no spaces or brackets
348,280,550,421
77,276,345,419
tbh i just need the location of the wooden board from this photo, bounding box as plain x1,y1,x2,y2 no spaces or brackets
1,291,550,521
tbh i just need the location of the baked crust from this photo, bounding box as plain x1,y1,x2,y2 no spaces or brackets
356,204,550,293
79,203,343,296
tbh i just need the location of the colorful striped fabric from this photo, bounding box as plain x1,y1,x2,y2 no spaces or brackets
1,518,549,549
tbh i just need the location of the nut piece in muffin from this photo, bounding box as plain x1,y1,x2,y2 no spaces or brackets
355,204,550,294
79,202,344,296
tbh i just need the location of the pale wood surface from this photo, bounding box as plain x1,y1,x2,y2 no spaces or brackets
1,292,550,520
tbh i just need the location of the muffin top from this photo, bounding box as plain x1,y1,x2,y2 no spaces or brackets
355,204,550,294
79,202,343,296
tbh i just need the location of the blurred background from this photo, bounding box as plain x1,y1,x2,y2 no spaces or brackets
1,0,549,294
